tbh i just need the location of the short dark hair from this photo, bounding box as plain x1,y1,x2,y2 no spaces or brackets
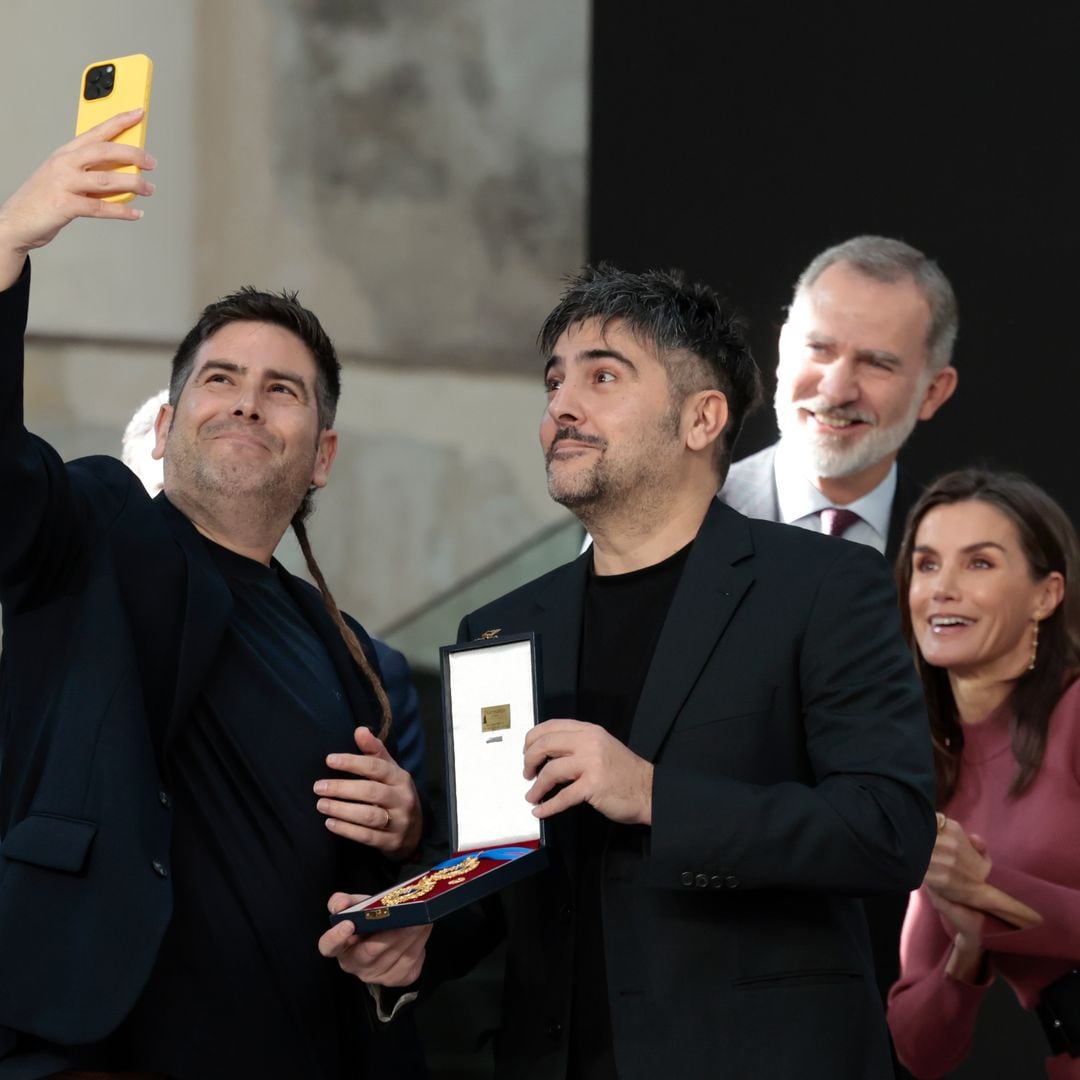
169,287,342,429
896,469,1080,803
537,264,763,483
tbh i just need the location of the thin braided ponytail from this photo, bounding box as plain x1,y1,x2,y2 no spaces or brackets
292,497,392,740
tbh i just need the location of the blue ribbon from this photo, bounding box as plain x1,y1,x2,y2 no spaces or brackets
433,847,532,870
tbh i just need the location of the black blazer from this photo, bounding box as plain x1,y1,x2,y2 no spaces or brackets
459,499,936,1080
719,441,922,563
0,264,396,1051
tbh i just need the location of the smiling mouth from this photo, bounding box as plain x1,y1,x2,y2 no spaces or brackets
213,432,272,451
804,411,872,431
929,615,976,633
547,440,603,464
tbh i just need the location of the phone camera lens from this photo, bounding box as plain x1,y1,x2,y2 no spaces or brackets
83,63,117,100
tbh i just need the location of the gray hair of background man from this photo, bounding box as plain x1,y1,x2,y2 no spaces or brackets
121,388,169,496
793,235,958,371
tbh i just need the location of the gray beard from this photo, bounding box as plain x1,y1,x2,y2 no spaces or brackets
773,385,926,480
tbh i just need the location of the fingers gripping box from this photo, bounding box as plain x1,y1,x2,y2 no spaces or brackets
332,633,548,933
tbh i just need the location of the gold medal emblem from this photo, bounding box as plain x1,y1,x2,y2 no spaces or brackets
481,703,511,732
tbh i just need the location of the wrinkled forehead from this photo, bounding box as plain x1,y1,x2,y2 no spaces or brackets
554,315,666,365
193,320,318,379
791,265,932,351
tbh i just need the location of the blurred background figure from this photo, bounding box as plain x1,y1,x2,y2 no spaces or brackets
121,388,168,495
888,469,1080,1079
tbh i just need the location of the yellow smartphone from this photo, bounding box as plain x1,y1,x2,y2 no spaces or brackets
74,53,153,203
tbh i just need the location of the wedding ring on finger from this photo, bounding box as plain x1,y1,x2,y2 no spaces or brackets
379,807,392,831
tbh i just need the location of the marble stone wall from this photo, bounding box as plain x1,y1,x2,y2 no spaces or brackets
5,0,588,654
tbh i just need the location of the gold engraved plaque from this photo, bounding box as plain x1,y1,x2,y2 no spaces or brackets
481,703,511,732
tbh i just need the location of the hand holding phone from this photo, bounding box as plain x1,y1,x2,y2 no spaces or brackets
0,110,155,291
75,54,153,203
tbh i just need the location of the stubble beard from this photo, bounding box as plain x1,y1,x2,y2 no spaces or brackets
163,426,314,527
544,406,682,528
545,448,608,511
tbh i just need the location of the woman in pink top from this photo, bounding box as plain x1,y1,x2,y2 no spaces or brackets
887,469,1080,1078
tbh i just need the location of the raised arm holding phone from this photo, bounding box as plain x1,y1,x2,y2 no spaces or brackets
0,112,432,1079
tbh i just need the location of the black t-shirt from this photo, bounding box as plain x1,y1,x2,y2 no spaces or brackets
567,542,692,1080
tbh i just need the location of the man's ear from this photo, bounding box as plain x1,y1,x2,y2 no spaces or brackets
312,428,339,490
685,390,729,454
917,365,959,421
151,403,173,461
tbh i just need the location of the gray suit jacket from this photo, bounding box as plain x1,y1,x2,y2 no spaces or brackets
719,442,921,564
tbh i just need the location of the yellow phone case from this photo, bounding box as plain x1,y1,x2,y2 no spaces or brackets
75,53,153,203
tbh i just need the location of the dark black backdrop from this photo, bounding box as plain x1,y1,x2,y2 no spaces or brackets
588,4,1076,1077
589,1,1079,526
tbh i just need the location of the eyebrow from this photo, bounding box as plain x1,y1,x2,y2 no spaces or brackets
914,541,1008,556
197,359,311,402
857,348,901,367
806,334,901,368
543,347,639,379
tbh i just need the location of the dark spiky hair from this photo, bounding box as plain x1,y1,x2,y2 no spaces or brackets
538,263,763,481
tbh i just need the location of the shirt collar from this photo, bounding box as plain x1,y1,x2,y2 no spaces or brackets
773,438,897,539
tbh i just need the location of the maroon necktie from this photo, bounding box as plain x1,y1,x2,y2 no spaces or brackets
819,507,860,538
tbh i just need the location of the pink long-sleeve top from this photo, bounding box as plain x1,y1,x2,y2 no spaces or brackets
887,677,1080,1078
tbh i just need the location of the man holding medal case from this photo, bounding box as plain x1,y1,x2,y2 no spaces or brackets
326,266,938,1078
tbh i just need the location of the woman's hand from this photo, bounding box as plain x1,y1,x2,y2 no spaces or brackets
314,725,423,860
924,816,992,906
927,889,989,984
926,820,1042,930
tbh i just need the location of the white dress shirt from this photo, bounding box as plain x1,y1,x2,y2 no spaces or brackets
773,439,896,555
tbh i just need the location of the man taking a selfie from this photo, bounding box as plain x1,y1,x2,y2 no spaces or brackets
0,114,434,1079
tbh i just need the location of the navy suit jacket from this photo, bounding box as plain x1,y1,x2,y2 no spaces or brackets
458,499,936,1080
0,263,421,1053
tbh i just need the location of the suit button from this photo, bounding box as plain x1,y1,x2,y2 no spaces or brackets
547,1019,563,1041
724,875,740,889
695,874,709,888
680,871,694,886
710,875,723,889
158,790,171,808
558,904,572,925
152,860,169,878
